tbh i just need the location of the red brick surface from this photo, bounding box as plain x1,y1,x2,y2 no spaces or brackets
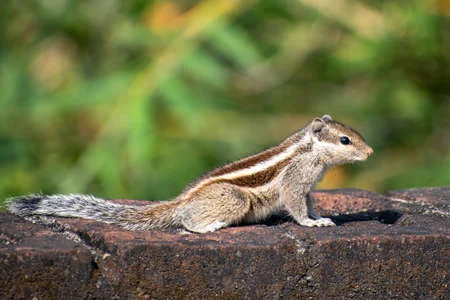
1,188,449,299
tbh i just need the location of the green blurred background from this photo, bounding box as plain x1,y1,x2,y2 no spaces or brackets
0,0,449,204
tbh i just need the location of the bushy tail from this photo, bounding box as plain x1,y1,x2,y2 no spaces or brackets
7,194,180,231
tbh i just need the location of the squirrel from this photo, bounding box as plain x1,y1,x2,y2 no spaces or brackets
7,115,373,233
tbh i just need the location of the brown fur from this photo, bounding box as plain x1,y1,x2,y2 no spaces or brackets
182,140,294,194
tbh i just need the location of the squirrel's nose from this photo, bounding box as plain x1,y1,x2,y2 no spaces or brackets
366,146,374,157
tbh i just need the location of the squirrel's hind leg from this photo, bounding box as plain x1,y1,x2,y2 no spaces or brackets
177,183,251,233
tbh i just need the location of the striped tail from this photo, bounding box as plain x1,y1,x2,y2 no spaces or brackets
7,194,180,231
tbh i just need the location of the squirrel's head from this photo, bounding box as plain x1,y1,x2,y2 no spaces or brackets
310,114,373,165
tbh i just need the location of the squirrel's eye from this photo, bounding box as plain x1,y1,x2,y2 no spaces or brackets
340,136,351,145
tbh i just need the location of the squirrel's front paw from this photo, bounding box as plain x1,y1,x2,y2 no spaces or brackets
298,217,335,227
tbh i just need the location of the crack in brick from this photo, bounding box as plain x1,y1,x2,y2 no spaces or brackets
24,215,111,259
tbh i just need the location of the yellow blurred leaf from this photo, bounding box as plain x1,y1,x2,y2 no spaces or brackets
434,0,450,16
144,1,185,32
317,166,348,189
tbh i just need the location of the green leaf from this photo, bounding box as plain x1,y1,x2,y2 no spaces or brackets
207,21,263,69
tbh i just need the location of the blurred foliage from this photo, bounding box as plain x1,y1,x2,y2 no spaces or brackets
0,0,449,204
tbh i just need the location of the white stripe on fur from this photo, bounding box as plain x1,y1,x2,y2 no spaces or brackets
183,135,309,198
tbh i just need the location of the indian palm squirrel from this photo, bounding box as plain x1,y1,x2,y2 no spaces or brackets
7,115,373,233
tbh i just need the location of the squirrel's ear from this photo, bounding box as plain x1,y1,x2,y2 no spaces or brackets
321,114,333,122
311,118,326,133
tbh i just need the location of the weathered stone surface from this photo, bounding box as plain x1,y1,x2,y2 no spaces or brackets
1,188,449,299
386,187,450,217
0,214,95,299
